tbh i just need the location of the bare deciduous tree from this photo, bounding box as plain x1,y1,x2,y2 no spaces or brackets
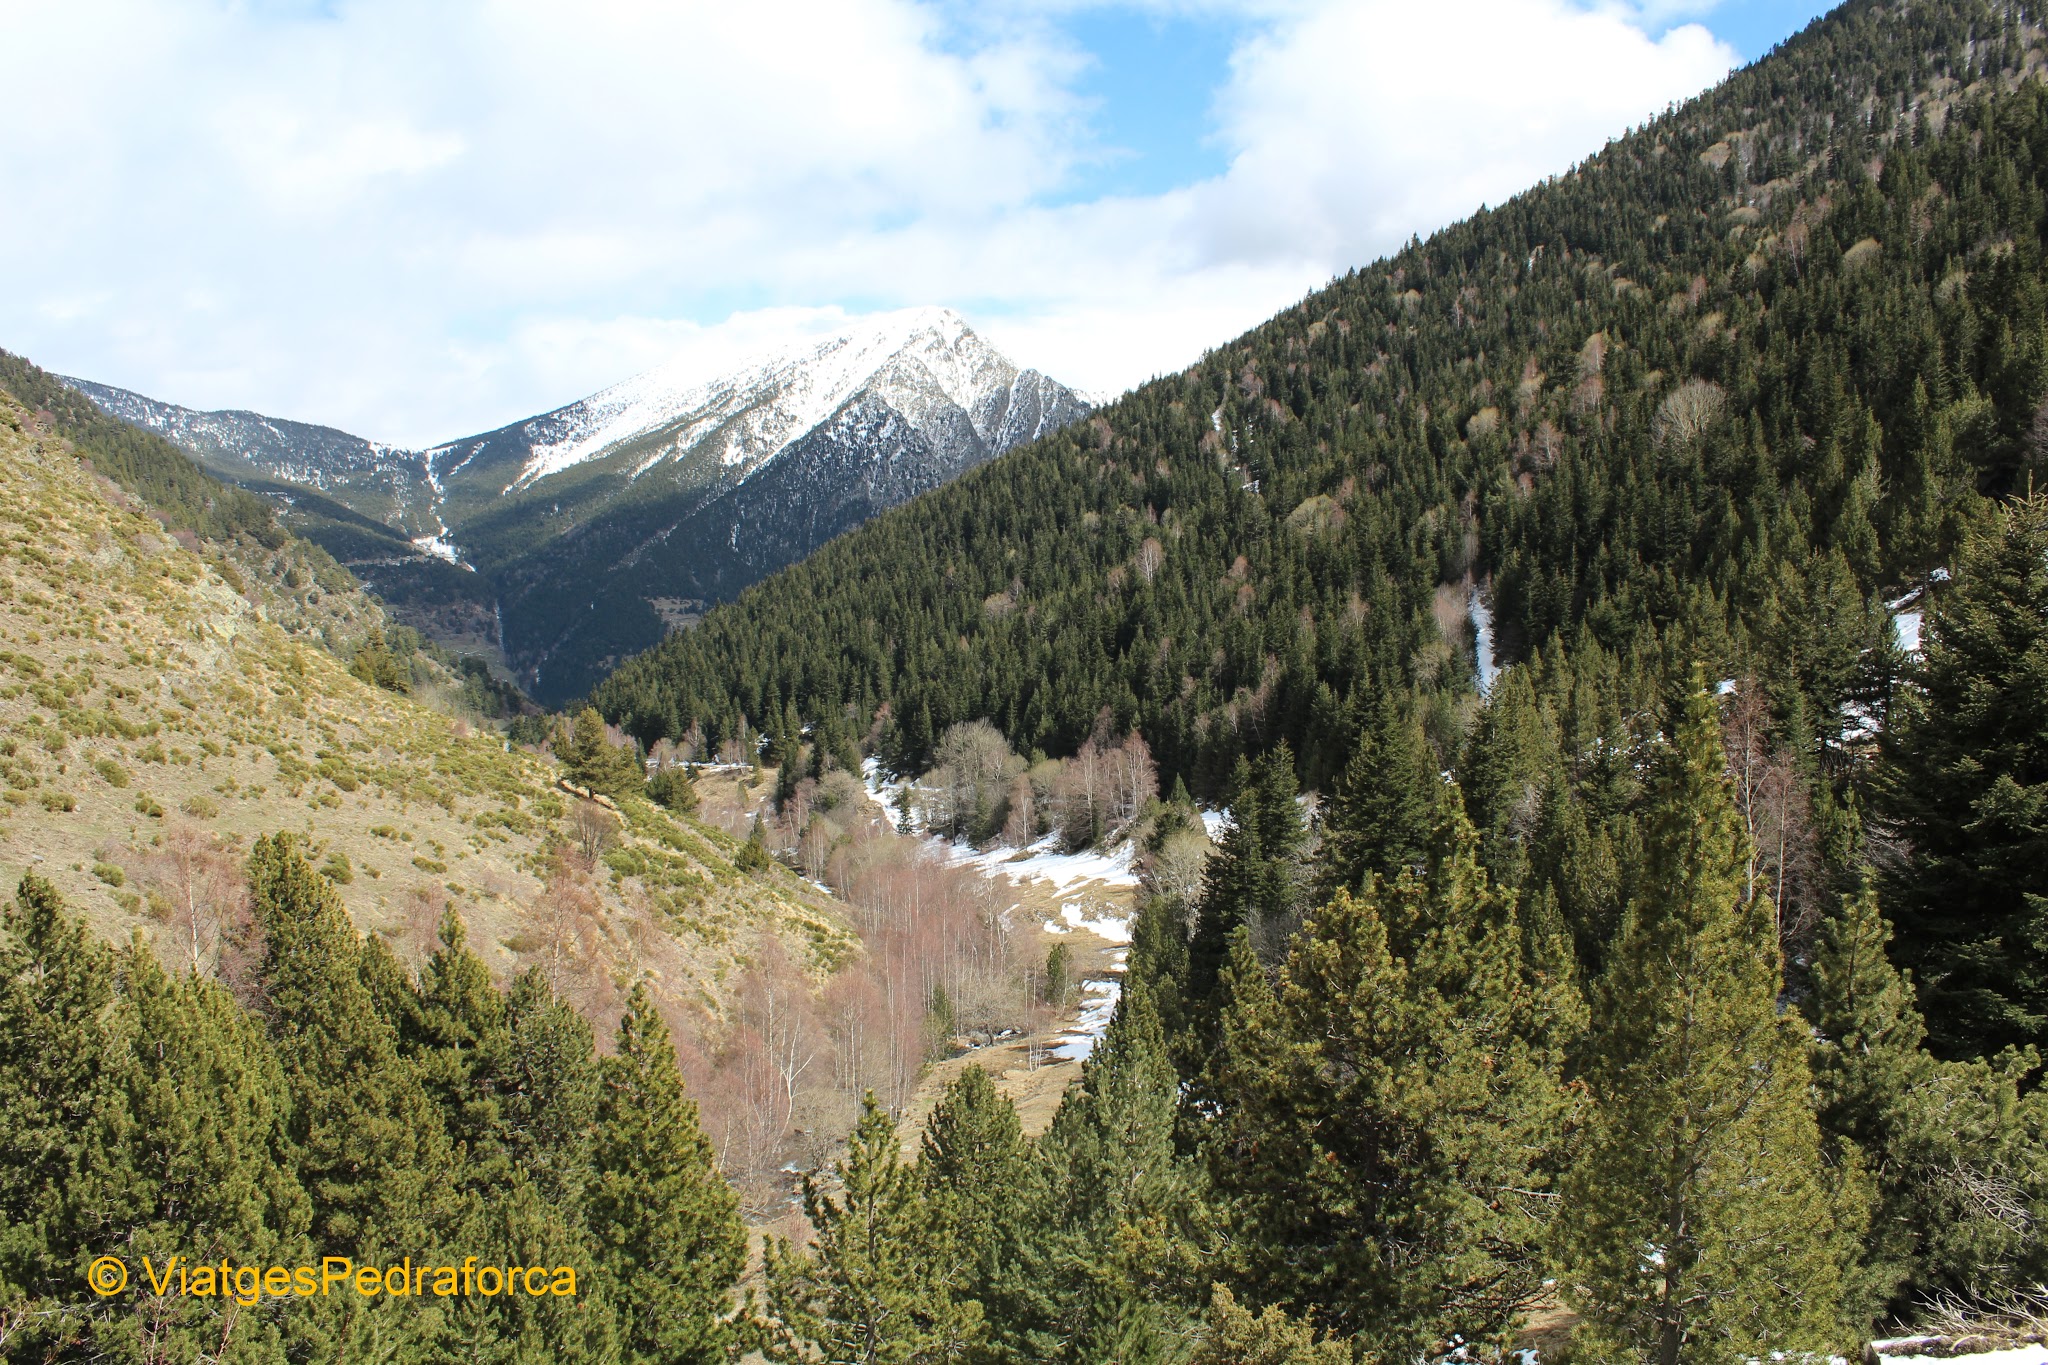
139,823,252,979
1653,378,1728,450
1720,681,1824,960
571,799,617,864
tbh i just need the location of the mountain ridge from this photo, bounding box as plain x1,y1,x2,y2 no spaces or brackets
64,307,1091,702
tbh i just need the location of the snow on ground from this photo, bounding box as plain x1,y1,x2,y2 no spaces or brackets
1887,584,1934,656
859,758,1149,1060
1053,978,1123,1061
933,832,1139,893
1201,809,1231,840
1841,699,1884,744
1872,1348,2048,1365
1053,899,1132,944
1894,610,1924,654
861,757,911,820
1469,589,1500,693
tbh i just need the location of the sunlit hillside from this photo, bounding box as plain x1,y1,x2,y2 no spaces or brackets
0,392,852,1020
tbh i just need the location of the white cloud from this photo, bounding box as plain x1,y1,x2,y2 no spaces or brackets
1193,0,1733,266
0,0,1736,445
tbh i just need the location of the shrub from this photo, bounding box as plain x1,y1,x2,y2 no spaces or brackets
647,766,699,814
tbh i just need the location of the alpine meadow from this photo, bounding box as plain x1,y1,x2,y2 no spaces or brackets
3,1,2048,1364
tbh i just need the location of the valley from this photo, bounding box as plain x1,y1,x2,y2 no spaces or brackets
5,1,2048,1362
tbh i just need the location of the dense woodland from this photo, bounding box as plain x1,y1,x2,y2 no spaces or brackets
5,0,2048,1361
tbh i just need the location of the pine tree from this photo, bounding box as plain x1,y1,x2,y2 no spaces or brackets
1875,492,2048,1058
1022,985,1194,1363
591,982,746,1365
562,705,646,801
1458,667,1558,886
920,1066,1034,1362
1203,795,1563,1357
349,627,412,693
1810,884,2048,1314
738,813,773,871
0,876,120,1357
763,1091,985,1364
501,967,601,1211
1042,943,1072,1009
248,834,450,1254
1126,892,1191,1050
83,946,312,1363
1188,750,1306,1006
410,910,512,1167
648,763,700,813
405,910,615,1363
1555,684,1861,1365
1318,690,1435,899
1189,1286,1351,1365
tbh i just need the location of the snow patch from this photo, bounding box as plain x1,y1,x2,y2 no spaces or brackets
861,757,911,821
1871,1350,2045,1365
934,833,1138,893
411,532,472,570
1053,978,1122,1061
1053,899,1132,944
1893,610,1923,655
1469,588,1499,692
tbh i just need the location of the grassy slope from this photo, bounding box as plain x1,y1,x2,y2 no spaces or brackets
0,392,852,1015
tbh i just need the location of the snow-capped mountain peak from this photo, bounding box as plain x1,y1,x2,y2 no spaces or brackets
502,306,1033,493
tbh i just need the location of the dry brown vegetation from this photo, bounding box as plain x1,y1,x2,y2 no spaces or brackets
683,770,1065,1217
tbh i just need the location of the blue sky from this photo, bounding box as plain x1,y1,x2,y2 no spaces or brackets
0,0,1848,443
1056,9,1248,201
1692,0,1838,60
1064,0,1837,202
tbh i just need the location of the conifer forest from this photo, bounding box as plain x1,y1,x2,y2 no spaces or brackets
4,1,2048,1362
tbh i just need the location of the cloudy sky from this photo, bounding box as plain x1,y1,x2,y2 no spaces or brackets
1,0,1833,447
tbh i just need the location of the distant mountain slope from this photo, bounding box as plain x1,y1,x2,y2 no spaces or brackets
590,0,2045,794
67,307,1089,702
427,306,1089,700
59,377,439,534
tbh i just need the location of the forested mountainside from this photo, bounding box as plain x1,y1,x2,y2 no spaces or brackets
67,308,1090,704
582,0,2048,1355
0,369,1042,1362
597,0,2040,790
